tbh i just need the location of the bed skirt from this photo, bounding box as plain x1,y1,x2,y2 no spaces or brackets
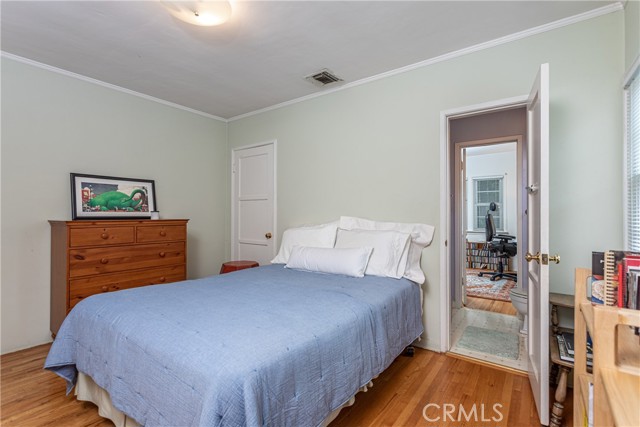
75,371,373,427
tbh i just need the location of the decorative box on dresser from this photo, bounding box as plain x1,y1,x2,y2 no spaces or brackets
49,219,188,336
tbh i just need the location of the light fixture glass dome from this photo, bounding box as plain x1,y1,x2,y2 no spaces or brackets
163,1,233,27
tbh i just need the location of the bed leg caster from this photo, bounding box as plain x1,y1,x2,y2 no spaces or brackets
403,346,415,357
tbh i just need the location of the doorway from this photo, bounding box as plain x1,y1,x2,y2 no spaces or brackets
439,65,551,426
447,107,528,372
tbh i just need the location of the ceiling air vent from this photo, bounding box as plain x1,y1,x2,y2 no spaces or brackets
305,69,344,87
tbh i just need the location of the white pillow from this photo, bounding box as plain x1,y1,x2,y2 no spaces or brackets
339,216,435,283
271,222,339,264
334,229,411,279
285,246,373,278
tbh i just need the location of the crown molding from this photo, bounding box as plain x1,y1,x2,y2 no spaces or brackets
0,51,228,123
228,2,623,122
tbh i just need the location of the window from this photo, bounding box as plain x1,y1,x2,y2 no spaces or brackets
625,64,640,251
473,176,504,231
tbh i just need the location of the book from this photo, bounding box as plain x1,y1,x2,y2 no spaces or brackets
604,251,618,306
590,275,606,305
557,335,572,362
635,272,640,310
591,252,605,304
631,272,640,335
561,331,574,355
618,253,640,308
588,381,594,427
592,251,604,279
592,250,640,306
558,334,593,366
627,268,640,310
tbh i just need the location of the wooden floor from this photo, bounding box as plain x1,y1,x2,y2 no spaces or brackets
0,343,570,427
465,295,518,316
1,344,112,427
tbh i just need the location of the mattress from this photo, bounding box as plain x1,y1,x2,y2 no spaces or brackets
45,265,423,426
74,371,373,427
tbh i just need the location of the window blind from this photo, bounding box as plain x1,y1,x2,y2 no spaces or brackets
626,68,640,251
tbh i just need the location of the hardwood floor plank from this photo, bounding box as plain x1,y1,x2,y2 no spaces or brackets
2,343,564,427
1,345,113,427
465,295,518,316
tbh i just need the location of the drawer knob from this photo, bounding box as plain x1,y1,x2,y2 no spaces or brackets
159,277,166,282
160,231,167,237
100,258,109,264
159,252,166,257
101,233,109,240
101,286,108,292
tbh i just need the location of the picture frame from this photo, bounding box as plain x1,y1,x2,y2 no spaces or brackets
70,173,157,220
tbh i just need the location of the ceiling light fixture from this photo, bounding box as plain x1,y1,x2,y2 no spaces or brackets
163,1,233,27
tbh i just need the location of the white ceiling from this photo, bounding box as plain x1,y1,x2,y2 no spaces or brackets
1,1,618,120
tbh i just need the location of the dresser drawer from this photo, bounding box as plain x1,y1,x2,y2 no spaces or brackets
69,242,185,277
137,225,186,243
69,226,135,247
68,265,186,309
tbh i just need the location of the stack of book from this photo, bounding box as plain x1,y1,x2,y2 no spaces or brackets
556,331,593,367
591,250,640,308
593,250,640,336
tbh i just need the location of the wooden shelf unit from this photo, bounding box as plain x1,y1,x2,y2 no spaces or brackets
573,267,640,427
465,241,503,270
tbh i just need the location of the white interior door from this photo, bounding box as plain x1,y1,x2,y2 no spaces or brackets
461,147,468,307
453,145,467,309
526,63,551,426
232,143,276,266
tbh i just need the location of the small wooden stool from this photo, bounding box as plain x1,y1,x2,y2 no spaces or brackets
220,260,259,274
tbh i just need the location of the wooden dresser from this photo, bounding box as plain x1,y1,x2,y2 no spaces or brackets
49,219,188,336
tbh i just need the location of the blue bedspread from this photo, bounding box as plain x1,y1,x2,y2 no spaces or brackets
45,265,423,426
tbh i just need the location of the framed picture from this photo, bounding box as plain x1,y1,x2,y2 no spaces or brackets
70,173,157,220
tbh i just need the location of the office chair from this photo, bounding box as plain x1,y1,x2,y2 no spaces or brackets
478,202,518,282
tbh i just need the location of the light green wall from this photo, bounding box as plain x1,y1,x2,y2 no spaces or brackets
625,0,640,70
0,9,628,354
0,58,229,354
228,12,625,350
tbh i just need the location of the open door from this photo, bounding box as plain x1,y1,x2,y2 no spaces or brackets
461,147,468,307
453,146,468,309
526,63,558,426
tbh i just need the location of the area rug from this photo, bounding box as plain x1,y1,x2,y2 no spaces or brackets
456,325,520,360
466,271,516,302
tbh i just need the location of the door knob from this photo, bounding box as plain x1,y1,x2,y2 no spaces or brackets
548,254,561,264
265,232,272,239
525,252,541,264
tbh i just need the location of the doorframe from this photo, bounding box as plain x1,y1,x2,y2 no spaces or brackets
230,140,278,262
439,95,528,352
452,135,523,310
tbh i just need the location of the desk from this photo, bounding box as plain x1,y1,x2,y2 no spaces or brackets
549,293,575,427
